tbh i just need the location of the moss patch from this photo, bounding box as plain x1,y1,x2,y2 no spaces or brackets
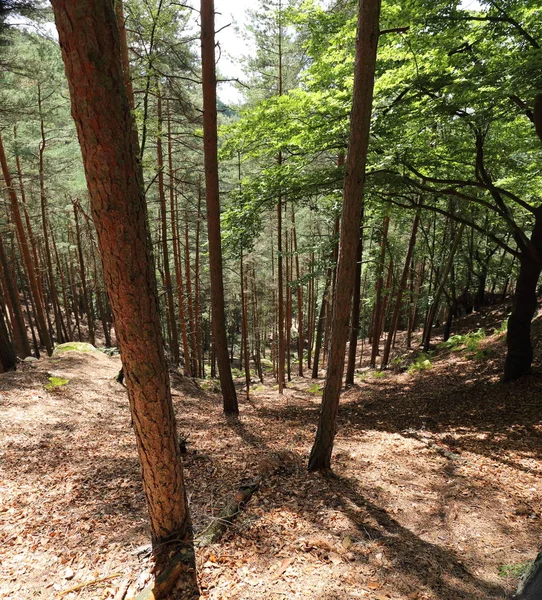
45,376,69,391
52,342,98,356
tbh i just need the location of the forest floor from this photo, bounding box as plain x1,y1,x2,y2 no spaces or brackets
1,305,541,600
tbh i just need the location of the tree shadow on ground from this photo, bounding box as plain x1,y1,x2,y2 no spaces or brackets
215,413,510,599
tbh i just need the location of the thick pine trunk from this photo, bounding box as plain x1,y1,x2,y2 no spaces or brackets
52,1,198,595
201,0,238,414
308,0,381,471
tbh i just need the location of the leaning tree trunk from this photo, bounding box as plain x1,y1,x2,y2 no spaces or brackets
51,1,198,597
201,0,238,414
308,0,381,472
504,210,542,381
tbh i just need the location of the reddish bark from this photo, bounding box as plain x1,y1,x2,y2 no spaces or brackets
0,132,52,355
201,0,238,414
51,0,197,594
309,0,381,471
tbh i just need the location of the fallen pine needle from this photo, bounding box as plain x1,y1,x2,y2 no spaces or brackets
57,573,122,597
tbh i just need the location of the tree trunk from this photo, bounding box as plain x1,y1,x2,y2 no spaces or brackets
52,1,198,595
311,274,331,379
382,210,420,367
184,215,198,376
38,84,66,346
0,303,17,372
73,201,95,345
422,223,465,351
345,224,363,385
50,225,74,342
0,132,52,355
240,255,250,398
0,232,30,357
201,0,238,414
170,166,191,376
194,188,204,377
370,215,389,367
156,91,179,365
308,0,381,471
504,211,542,381
292,208,303,376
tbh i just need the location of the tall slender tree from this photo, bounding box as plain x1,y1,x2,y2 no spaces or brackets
51,1,198,596
308,0,381,472
201,0,238,415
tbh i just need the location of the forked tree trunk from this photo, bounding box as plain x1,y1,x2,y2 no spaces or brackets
201,0,238,414
308,0,381,471
52,2,198,596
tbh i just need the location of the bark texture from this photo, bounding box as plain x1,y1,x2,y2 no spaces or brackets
200,0,238,414
308,0,381,471
51,1,197,595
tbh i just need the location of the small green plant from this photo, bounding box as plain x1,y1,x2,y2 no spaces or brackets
408,353,432,374
307,383,322,394
498,562,531,579
493,319,508,335
473,347,497,360
391,356,403,367
372,370,386,379
45,376,69,391
260,358,274,372
437,328,486,352
200,379,220,392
